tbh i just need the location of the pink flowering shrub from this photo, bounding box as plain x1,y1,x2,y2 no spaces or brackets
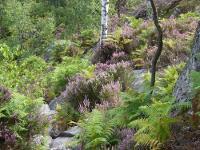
59,61,133,113
0,86,11,104
61,73,113,110
110,51,129,64
95,61,133,90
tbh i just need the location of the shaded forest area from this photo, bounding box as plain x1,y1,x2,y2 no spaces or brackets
0,0,200,149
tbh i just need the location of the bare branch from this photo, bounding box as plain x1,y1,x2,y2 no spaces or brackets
149,0,163,87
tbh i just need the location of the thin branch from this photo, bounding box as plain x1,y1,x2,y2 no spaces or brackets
149,0,163,87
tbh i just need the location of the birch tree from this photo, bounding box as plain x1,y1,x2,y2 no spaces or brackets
146,0,152,19
100,0,109,46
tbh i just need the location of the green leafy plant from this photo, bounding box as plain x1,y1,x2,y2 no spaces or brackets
129,101,177,149
56,103,80,130
44,57,90,98
155,64,185,98
78,109,115,150
0,54,48,98
0,91,44,149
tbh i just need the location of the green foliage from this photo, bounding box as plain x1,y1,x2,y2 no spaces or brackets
41,0,101,36
1,0,55,55
127,17,143,29
79,29,99,48
56,103,79,129
0,92,43,146
44,57,90,97
106,91,144,129
48,40,81,62
171,101,192,112
0,54,48,98
78,109,115,150
191,71,200,91
155,64,185,98
0,0,199,149
126,0,143,10
179,12,200,21
129,101,176,149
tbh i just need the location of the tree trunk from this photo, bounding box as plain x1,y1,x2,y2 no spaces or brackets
146,0,152,19
100,0,109,47
173,21,200,103
149,0,163,87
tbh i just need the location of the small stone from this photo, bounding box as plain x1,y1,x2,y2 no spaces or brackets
49,96,64,110
58,126,81,138
50,137,75,150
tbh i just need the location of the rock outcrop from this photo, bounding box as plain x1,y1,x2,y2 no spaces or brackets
50,126,81,150
133,0,197,19
173,21,200,103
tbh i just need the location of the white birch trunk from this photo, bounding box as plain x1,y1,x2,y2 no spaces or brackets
146,0,152,19
100,0,109,46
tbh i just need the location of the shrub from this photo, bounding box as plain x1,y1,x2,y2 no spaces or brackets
95,61,133,90
110,51,129,64
61,73,113,110
100,81,121,106
0,90,44,149
92,39,121,64
0,86,11,104
44,57,90,98
59,61,132,110
0,55,48,99
48,40,83,62
56,102,80,130
117,128,135,150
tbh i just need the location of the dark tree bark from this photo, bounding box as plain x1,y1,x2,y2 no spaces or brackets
173,22,200,103
149,0,163,87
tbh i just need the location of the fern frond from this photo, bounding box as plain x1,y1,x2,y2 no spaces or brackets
129,118,148,129
171,101,192,111
134,133,161,150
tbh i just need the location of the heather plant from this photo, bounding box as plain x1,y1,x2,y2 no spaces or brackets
95,61,133,90
110,51,129,64
61,73,113,110
0,86,11,104
56,61,133,130
92,29,137,64
117,128,135,150
91,39,121,64
100,81,121,106
60,60,132,109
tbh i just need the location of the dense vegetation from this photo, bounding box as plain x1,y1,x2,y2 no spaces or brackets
0,0,200,149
